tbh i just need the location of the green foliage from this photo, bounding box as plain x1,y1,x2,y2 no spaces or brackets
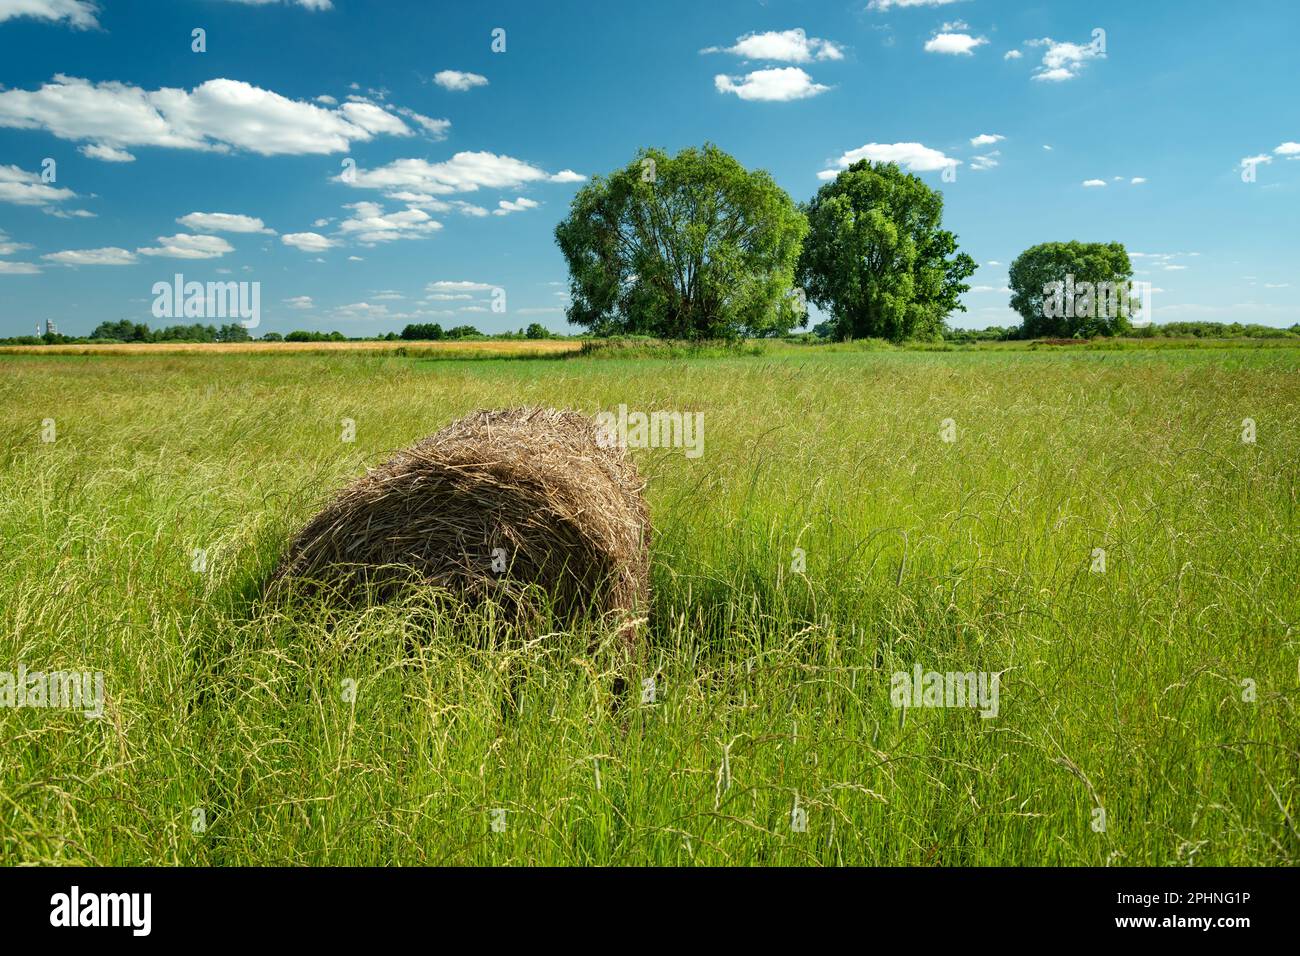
524,323,550,340
401,323,445,341
555,144,808,340
1008,241,1136,338
444,325,481,340
797,161,976,342
285,330,346,342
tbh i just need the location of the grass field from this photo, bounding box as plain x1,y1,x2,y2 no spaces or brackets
0,339,581,357
1,345,1297,865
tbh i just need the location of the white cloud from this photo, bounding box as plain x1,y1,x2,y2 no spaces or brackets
868,0,965,10
1042,144,1053,151
820,141,958,176
1275,142,1300,158
1028,37,1105,82
715,67,829,102
970,133,1003,147
137,233,234,259
0,75,415,158
702,28,844,63
493,196,539,216
393,107,450,139
1004,50,1023,60
1131,177,1147,185
78,143,134,162
177,211,275,234
969,151,1000,171
42,246,137,266
1240,153,1273,169
924,32,987,56
284,295,314,309
282,231,335,252
0,162,78,208
433,70,488,92
338,201,442,243
219,0,333,10
338,100,410,137
0,0,99,28
0,260,42,274
1082,179,1107,187
549,169,586,183
341,151,568,195
427,280,495,293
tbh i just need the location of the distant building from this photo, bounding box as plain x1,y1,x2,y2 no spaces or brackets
45,319,56,336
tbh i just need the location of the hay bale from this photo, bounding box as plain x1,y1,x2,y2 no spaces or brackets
272,407,650,639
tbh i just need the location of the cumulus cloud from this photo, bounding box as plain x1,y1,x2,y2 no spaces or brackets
42,246,137,266
970,133,1003,147
702,28,844,63
339,151,572,195
284,295,314,309
493,196,539,216
0,75,414,158
219,0,333,9
868,0,965,9
281,231,335,252
1028,36,1106,82
427,280,495,293
549,169,586,183
924,24,987,55
433,70,488,92
0,0,100,28
819,142,958,177
393,107,450,139
338,201,442,243
1003,50,1023,60
715,67,829,101
0,260,42,274
137,233,234,259
1082,179,1107,187
177,211,275,234
1273,142,1300,159
79,143,134,162
0,163,78,207
969,151,1000,171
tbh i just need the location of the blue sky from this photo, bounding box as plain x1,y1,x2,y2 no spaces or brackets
0,0,1296,338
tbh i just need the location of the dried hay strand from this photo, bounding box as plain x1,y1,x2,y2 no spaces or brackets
271,407,651,642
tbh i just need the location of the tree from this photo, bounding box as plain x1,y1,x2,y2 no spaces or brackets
1008,241,1136,338
796,161,976,342
555,144,808,339
401,322,444,340
524,323,550,339
444,325,480,339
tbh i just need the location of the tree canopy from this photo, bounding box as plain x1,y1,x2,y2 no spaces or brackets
555,144,808,339
1008,241,1137,338
797,161,976,342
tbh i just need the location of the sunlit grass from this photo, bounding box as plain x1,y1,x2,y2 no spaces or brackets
1,347,1297,865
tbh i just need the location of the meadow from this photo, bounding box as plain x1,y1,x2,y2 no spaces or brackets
0,344,1297,865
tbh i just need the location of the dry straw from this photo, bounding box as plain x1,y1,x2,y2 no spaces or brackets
272,407,651,643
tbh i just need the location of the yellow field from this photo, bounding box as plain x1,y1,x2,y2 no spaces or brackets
0,339,582,356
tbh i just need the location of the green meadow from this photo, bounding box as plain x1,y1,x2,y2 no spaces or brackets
1,344,1297,865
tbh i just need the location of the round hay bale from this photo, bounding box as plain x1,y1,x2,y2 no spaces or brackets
272,407,650,640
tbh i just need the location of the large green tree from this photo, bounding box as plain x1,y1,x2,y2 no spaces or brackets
796,161,976,342
1008,241,1137,338
555,144,808,339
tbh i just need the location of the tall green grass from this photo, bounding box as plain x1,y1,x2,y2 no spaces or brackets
1,347,1297,865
